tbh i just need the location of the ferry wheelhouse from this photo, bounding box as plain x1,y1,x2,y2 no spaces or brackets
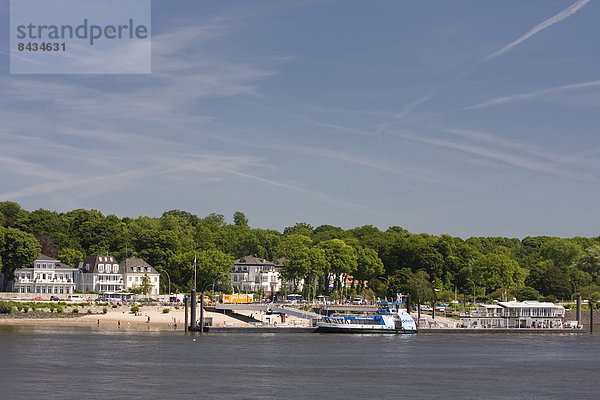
316,302,417,334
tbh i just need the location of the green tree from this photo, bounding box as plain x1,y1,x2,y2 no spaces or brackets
540,238,583,267
354,247,385,289
276,234,326,291
0,201,29,230
319,239,358,294
0,227,41,289
195,249,234,291
515,286,541,301
140,274,152,295
233,211,249,227
283,222,314,238
541,266,571,299
472,253,524,293
57,247,84,267
574,245,600,283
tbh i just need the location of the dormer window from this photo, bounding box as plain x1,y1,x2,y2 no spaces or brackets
113,265,119,273
98,264,104,273
132,267,137,272
85,264,90,271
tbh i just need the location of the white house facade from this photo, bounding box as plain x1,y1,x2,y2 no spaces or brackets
76,255,124,293
230,255,285,295
121,257,160,295
11,254,76,295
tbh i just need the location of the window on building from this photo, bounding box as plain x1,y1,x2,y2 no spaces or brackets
98,264,104,273
85,264,90,271
113,265,119,273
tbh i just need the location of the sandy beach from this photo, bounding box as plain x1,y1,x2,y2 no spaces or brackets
0,304,257,331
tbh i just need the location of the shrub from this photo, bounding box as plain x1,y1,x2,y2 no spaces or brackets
57,306,64,313
87,309,92,314
72,308,79,314
174,305,180,310
130,305,140,313
102,307,108,314
111,304,118,308
162,308,170,314
23,307,29,313
0,300,15,314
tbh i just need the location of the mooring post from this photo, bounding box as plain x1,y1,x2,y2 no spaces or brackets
190,289,197,331
590,300,594,334
200,291,205,334
184,296,188,333
576,294,582,328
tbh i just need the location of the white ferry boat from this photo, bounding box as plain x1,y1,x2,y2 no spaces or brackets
316,302,417,334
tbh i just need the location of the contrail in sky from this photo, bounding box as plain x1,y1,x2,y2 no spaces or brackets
483,0,591,62
464,79,600,109
394,0,591,120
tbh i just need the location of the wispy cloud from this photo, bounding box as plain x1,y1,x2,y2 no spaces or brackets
443,128,600,170
395,129,599,182
227,169,369,212
391,0,591,122
483,0,591,62
464,80,600,109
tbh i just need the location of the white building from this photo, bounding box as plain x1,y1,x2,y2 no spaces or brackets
230,255,284,295
121,257,160,295
461,301,566,328
11,254,76,296
76,255,124,293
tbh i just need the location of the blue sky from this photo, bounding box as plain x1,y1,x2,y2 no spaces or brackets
1,0,599,238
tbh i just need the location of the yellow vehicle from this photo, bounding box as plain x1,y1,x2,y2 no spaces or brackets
222,294,253,304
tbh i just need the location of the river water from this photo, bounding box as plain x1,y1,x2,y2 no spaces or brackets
1,325,599,399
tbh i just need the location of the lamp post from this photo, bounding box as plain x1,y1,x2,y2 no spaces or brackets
161,270,171,296
76,269,86,295
207,272,230,300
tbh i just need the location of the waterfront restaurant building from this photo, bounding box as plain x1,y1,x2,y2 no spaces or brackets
11,254,77,295
461,301,566,328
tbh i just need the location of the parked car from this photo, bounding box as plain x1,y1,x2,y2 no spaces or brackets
50,296,60,301
32,297,43,301
419,304,432,311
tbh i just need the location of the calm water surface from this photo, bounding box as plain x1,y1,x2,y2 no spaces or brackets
1,325,599,399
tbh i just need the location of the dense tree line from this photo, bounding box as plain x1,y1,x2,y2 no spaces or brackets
1,201,600,302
